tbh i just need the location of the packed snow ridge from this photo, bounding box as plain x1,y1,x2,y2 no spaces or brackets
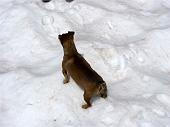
0,0,170,127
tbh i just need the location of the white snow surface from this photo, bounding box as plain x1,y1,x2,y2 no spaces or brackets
0,0,170,127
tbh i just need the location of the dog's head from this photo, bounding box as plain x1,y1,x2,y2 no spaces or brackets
58,31,75,47
98,83,107,98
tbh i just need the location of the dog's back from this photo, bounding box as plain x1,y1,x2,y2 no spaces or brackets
65,53,104,91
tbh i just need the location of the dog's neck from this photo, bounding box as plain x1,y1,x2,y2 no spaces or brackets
63,40,78,57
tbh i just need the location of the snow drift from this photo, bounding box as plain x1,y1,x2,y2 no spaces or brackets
0,0,170,127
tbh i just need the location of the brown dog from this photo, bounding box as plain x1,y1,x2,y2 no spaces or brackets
58,31,107,109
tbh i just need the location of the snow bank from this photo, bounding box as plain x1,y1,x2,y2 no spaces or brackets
0,0,170,127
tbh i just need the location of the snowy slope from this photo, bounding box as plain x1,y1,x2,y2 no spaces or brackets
0,0,170,127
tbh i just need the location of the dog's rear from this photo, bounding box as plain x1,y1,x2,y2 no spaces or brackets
58,31,107,109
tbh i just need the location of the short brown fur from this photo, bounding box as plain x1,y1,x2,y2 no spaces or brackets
58,31,107,109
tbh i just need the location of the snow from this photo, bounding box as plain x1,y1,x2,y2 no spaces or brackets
0,0,170,127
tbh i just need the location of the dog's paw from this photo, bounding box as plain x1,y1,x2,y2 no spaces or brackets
63,79,69,84
82,104,91,109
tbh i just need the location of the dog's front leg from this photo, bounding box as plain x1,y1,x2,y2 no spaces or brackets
82,91,92,109
62,64,70,84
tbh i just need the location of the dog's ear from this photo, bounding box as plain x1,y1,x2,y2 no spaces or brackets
97,84,102,95
58,35,62,39
98,85,103,93
97,83,107,98
68,31,75,36
98,83,107,93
